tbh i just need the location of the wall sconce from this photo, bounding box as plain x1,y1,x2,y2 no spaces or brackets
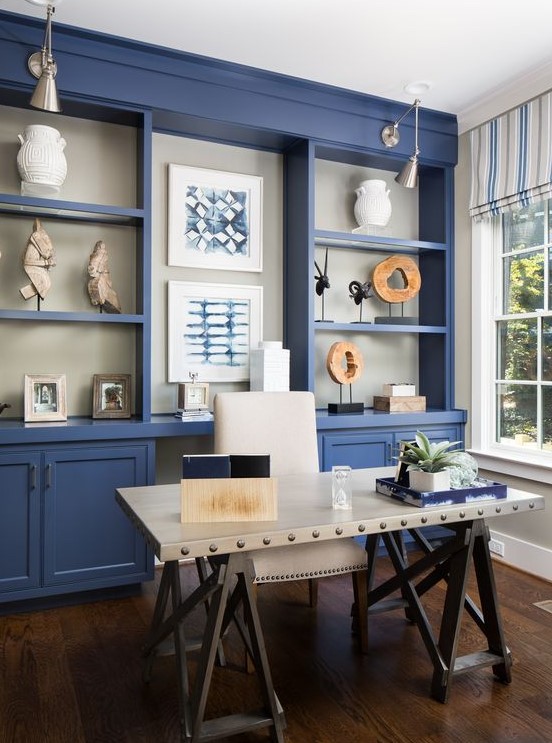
26,0,61,113
381,98,421,188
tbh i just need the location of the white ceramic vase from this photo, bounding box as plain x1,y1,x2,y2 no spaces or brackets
354,179,392,227
17,124,67,195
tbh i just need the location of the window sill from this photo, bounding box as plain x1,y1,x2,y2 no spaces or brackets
468,448,552,485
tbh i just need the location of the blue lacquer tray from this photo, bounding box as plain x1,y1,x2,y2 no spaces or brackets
375,476,507,508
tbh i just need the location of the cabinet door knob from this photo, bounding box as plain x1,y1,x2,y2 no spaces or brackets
45,463,52,488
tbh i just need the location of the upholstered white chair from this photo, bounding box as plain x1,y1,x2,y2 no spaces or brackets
213,390,368,652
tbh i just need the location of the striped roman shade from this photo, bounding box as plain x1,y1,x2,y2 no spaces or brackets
469,91,552,220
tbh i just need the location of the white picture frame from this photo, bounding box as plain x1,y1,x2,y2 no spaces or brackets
168,281,263,382
168,164,263,272
24,373,67,422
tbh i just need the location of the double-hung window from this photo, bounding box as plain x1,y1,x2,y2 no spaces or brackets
472,203,552,465
496,202,551,451
469,92,552,471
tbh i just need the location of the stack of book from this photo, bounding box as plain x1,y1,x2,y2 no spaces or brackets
174,409,213,422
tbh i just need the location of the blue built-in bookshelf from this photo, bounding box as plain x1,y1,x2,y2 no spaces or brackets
0,9,464,607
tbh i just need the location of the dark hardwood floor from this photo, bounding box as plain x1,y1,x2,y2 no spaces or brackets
1,555,551,743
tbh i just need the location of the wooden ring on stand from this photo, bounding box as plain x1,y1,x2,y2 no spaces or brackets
326,341,364,385
371,255,421,304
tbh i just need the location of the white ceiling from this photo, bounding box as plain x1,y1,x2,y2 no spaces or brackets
2,0,552,132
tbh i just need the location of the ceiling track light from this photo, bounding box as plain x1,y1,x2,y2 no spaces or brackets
27,2,61,113
381,98,421,188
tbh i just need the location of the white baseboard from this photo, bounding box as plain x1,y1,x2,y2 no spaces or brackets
489,529,552,583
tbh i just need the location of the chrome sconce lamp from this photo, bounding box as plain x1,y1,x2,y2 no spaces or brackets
381,98,421,188
26,1,61,113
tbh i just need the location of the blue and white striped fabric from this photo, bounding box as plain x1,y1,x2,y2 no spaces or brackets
469,91,552,220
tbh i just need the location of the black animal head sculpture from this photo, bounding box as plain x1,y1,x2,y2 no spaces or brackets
349,279,373,305
314,248,330,296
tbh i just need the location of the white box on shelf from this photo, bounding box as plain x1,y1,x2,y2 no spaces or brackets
382,383,416,397
250,341,290,392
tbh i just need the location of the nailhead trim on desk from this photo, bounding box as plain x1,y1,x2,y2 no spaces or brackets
254,563,366,583
135,495,542,563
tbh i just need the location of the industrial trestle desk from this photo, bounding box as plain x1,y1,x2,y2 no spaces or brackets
116,466,544,743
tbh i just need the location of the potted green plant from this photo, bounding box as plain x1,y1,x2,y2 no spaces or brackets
398,430,462,492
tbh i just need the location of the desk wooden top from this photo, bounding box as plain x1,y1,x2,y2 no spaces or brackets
116,467,545,562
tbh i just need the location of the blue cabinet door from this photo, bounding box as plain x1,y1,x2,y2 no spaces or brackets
43,445,153,590
318,423,464,473
0,452,41,593
319,432,393,471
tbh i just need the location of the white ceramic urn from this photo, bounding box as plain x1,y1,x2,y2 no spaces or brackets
17,124,67,195
354,179,392,228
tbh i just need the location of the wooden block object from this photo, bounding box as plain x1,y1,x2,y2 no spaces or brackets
382,383,416,397
373,395,426,412
181,477,278,523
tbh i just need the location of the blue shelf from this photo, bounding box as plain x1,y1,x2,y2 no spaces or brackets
0,415,214,446
0,194,144,225
0,411,471,446
314,321,446,333
316,408,467,430
314,229,446,254
0,310,145,323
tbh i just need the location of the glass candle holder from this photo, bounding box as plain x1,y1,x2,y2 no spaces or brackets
332,465,352,510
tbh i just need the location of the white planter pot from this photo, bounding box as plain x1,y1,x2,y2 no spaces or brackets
17,124,67,195
408,469,450,493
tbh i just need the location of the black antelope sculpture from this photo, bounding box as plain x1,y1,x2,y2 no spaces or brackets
314,248,331,321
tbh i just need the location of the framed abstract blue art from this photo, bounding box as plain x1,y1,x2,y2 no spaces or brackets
168,164,263,272
168,281,263,382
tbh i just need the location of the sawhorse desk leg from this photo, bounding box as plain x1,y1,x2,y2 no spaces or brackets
143,554,286,743
430,520,512,702
365,519,512,703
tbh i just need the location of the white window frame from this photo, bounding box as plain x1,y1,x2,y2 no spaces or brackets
470,217,552,483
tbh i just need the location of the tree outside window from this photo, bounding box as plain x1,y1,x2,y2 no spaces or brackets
496,201,552,451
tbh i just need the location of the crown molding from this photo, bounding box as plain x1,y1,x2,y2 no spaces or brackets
458,60,552,134
0,9,458,164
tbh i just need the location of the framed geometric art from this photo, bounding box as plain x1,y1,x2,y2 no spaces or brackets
168,281,263,382
168,164,263,272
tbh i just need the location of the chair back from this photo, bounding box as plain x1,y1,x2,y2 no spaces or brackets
213,391,319,476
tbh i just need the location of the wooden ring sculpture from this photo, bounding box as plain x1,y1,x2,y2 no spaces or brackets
371,255,421,304
326,342,364,385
